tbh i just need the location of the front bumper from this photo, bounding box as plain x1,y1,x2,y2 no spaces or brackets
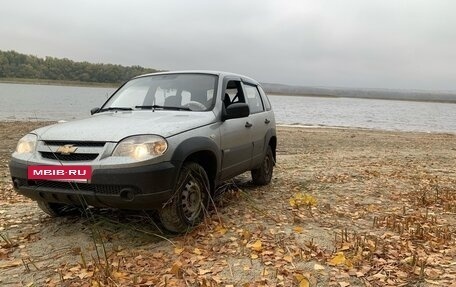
9,158,179,210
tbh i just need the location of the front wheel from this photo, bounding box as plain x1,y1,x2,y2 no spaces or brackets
159,162,210,233
251,146,274,185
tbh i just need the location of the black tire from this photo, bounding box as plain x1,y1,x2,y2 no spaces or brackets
37,200,79,217
251,146,274,185
159,162,210,233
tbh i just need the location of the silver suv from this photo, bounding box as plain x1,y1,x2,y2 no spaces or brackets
9,71,277,232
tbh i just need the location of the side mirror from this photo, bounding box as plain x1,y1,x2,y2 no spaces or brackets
90,107,100,115
223,103,250,121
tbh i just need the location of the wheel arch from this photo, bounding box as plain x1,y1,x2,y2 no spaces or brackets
268,135,277,163
263,128,277,163
171,137,220,192
184,151,217,192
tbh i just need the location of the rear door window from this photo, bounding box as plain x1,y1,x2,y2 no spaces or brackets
244,84,264,114
257,86,271,111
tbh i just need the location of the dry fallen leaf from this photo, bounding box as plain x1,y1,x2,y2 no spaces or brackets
289,193,317,208
112,271,128,280
329,252,346,266
372,273,387,280
340,243,351,251
294,274,310,287
77,270,94,279
215,225,227,235
170,261,183,277
249,240,262,252
284,255,293,263
198,268,211,275
293,226,304,233
174,247,184,255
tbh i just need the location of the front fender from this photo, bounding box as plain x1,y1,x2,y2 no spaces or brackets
170,136,221,174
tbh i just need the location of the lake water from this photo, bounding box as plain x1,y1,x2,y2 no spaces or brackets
0,83,455,133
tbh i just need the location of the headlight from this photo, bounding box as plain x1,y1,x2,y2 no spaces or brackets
15,134,37,154
112,135,168,161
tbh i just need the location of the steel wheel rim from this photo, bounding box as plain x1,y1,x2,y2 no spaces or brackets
264,153,271,177
181,179,203,221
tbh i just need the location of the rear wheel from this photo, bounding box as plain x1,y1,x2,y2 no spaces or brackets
159,162,210,233
37,200,79,217
251,146,274,185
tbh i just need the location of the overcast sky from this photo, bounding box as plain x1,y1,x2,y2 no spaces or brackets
1,0,455,90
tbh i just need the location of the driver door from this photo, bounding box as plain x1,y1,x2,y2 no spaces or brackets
219,79,253,180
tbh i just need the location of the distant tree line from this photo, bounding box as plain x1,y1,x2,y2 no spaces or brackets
0,50,159,84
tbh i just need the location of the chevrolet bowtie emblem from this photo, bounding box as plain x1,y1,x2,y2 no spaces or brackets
56,144,78,155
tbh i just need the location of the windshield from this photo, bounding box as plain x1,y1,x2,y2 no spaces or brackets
102,74,218,112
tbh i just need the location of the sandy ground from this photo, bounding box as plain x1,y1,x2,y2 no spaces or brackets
0,121,455,286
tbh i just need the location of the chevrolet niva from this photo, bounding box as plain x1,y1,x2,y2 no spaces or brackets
9,71,277,232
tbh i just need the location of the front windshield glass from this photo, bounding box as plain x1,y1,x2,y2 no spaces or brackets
103,74,218,111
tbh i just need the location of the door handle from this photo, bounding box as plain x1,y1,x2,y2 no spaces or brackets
245,122,253,128
264,119,270,124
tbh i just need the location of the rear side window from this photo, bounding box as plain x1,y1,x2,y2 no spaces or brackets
257,86,272,111
244,84,264,114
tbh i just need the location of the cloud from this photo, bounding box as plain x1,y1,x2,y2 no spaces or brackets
1,0,455,90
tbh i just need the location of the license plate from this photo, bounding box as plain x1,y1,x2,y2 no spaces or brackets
28,165,92,182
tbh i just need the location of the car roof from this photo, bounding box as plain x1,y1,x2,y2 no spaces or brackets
134,70,260,85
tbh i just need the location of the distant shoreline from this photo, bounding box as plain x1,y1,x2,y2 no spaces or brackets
269,92,456,104
1,77,456,104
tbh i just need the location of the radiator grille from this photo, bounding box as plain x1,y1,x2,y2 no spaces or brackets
38,140,106,162
40,152,99,161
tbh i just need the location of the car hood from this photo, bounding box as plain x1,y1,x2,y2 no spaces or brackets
33,111,216,142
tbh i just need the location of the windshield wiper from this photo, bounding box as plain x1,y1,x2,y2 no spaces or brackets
99,107,133,112
135,105,191,111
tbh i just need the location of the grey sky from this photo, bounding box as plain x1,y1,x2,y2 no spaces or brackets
1,0,455,90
